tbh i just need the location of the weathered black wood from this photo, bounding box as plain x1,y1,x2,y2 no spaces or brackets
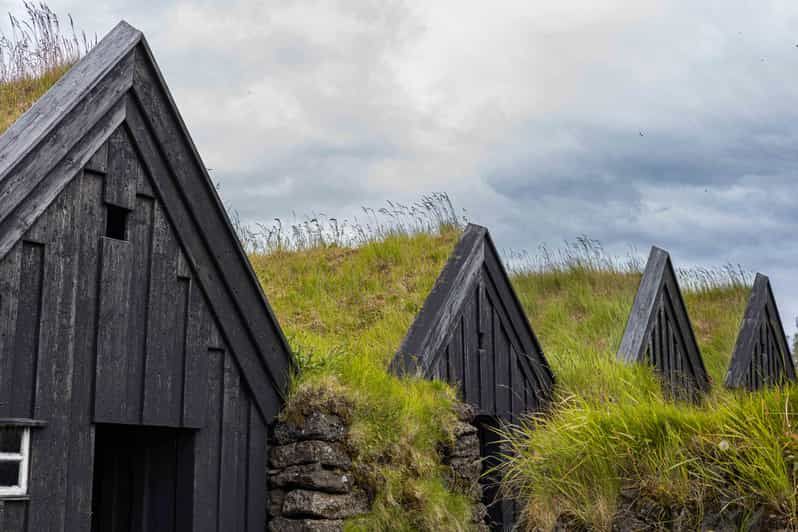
0,418,46,426
0,244,21,418
725,273,796,390
27,180,81,532
65,171,104,532
391,224,552,532
494,312,511,417
142,200,182,426
125,99,285,423
85,143,108,174
392,225,554,409
193,348,224,532
479,282,495,413
394,225,484,375
183,279,211,428
0,97,126,260
130,40,294,408
393,224,554,419
105,128,139,209
246,407,267,532
125,194,154,423
0,501,28,531
94,237,133,422
218,353,243,530
12,242,44,418
463,293,480,405
0,21,286,532
617,246,710,398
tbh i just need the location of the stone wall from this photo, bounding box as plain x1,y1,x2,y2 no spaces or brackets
267,403,489,532
268,411,368,532
443,404,490,532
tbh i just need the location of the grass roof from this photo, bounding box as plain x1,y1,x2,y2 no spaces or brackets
252,226,798,530
251,227,476,530
5,11,794,527
1,3,90,135
0,65,71,134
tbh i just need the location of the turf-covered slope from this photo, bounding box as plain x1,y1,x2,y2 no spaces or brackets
254,233,782,531
1,65,70,134
513,266,748,405
251,228,477,531
505,267,798,530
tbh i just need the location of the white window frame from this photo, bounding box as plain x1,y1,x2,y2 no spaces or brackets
0,427,30,498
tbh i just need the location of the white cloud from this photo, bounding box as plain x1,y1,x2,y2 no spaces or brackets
6,0,798,329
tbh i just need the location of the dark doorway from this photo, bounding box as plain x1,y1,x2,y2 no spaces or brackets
476,416,518,531
91,424,195,532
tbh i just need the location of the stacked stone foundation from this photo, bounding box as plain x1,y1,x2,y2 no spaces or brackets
443,404,490,532
268,403,490,531
268,412,368,532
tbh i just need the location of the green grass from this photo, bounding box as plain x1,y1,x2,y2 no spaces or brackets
254,228,796,531
251,227,477,531
1,3,89,135
502,262,798,530
0,64,71,135
5,17,793,528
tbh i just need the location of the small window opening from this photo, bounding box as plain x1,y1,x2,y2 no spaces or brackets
105,205,129,241
0,426,30,498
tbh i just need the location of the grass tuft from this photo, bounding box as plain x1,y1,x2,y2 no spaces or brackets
0,2,92,134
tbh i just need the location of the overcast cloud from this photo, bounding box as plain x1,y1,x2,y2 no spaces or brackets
4,0,798,331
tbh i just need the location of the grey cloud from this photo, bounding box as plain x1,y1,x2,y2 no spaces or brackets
6,0,798,329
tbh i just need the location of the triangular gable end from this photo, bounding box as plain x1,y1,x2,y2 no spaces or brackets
0,21,294,423
725,273,796,390
617,246,710,399
390,224,554,420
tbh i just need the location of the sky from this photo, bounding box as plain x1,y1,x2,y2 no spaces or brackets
4,0,798,331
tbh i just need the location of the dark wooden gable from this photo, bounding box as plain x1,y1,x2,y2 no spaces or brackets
0,21,287,532
0,21,294,424
391,224,554,421
617,246,710,399
725,273,796,390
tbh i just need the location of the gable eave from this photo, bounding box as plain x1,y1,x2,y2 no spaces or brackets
0,21,142,185
726,273,796,388
761,274,794,378
618,246,711,392
392,223,554,389
392,223,486,375
480,225,554,385
130,34,296,376
661,253,711,389
0,22,296,422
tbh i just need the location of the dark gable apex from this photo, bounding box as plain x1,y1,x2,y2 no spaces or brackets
391,224,554,415
617,246,710,398
0,21,295,422
725,273,796,390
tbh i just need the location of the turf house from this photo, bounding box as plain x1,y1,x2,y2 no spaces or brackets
617,246,711,401
391,223,555,530
725,273,797,390
0,21,294,532
6,9,798,532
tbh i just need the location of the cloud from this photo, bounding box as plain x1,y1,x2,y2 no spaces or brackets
6,0,798,329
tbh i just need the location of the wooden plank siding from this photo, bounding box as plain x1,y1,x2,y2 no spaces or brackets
0,21,290,532
617,246,710,400
391,224,554,531
725,273,796,390
0,130,268,532
391,224,554,422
